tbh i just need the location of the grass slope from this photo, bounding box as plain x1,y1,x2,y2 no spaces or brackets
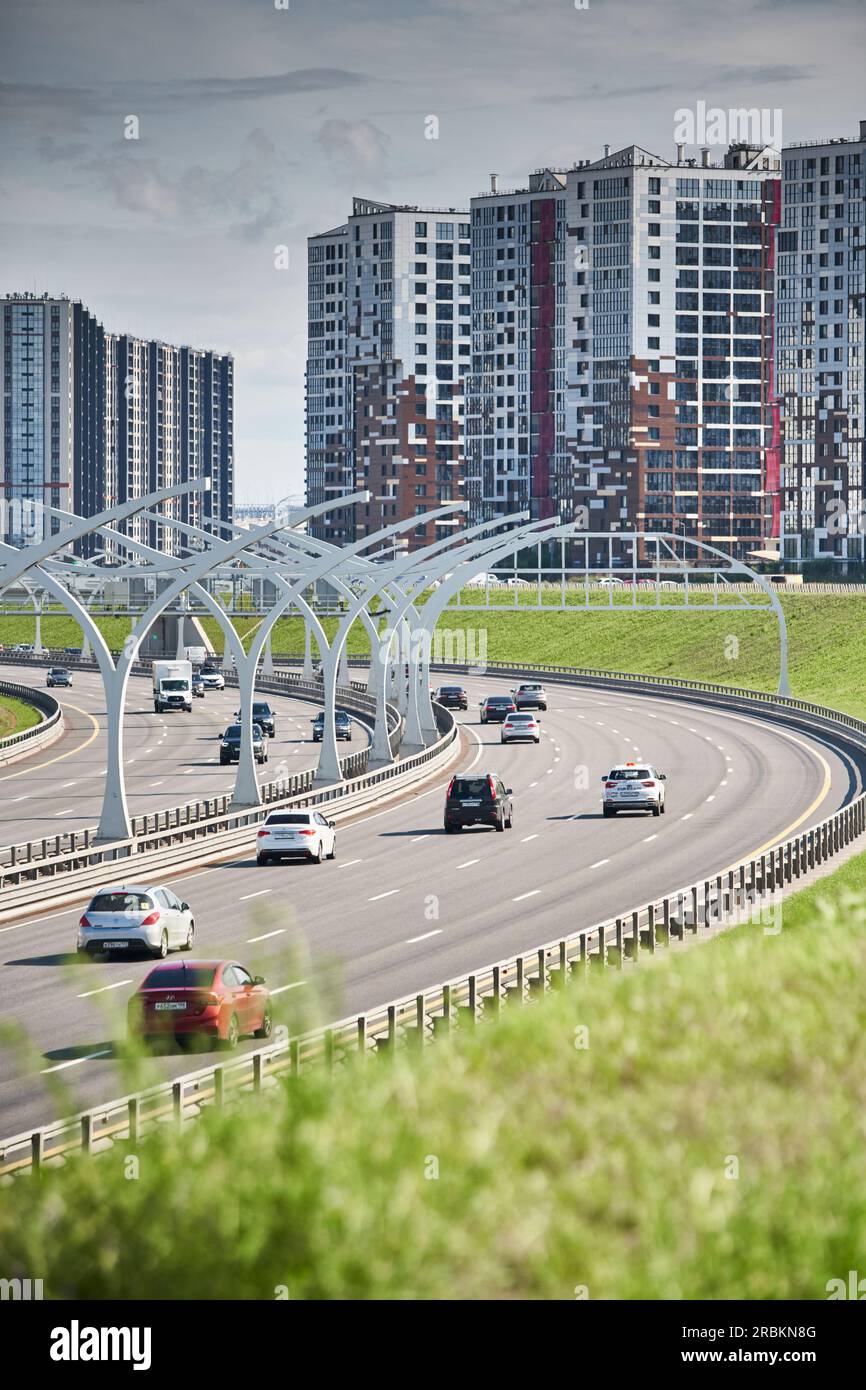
1,858,865,1299
5,596,865,718
0,694,41,739
198,595,866,720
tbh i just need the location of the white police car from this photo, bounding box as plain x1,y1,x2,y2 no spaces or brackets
601,762,667,817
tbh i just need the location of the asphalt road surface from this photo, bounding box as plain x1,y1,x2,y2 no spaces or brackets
0,672,863,1140
0,662,366,848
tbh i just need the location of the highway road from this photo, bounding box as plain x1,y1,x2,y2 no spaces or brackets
0,671,864,1141
0,662,367,848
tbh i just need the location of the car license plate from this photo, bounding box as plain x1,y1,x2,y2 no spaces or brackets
103,941,128,949
154,1002,186,1011
461,800,480,806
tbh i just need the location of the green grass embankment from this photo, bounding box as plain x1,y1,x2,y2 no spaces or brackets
1,860,865,1298
0,694,41,739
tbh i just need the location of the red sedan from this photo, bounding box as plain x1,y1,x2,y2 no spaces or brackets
128,959,272,1049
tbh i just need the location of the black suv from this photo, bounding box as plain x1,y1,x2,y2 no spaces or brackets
444,773,514,833
434,685,468,711
312,709,352,742
220,723,268,765
234,701,276,737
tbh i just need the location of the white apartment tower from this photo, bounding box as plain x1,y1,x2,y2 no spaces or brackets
306,199,470,549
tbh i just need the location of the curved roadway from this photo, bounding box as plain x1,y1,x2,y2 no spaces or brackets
0,662,366,848
0,672,863,1140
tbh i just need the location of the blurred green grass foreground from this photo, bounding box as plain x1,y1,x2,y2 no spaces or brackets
1,854,865,1300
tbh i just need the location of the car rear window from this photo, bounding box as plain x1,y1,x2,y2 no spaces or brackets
224,726,242,738
253,704,272,715
141,965,216,990
450,777,494,801
265,813,311,826
89,892,153,913
519,685,541,692
608,768,651,780
441,687,463,694
487,697,513,705
509,714,534,722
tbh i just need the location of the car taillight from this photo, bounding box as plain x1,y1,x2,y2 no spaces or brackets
193,992,220,1014
298,829,315,837
79,914,91,929
488,776,496,798
257,829,269,837
140,910,161,927
605,781,616,789
642,781,655,788
446,778,455,798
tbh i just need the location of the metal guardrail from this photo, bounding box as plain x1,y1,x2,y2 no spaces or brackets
0,663,403,884
0,679,63,768
1,666,864,1179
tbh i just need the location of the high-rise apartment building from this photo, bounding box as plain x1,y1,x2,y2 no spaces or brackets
465,170,569,524
1,293,233,555
564,142,780,564
777,121,865,567
306,198,470,550
464,145,781,565
1,295,104,546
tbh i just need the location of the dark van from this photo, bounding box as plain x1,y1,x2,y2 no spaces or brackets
444,773,514,833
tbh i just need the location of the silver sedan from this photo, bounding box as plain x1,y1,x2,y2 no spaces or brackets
77,883,195,959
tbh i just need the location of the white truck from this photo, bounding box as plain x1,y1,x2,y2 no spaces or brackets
184,645,208,666
152,659,193,713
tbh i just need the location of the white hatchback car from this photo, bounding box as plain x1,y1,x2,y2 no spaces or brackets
256,810,337,865
601,763,667,817
198,666,225,690
78,884,195,958
501,712,541,744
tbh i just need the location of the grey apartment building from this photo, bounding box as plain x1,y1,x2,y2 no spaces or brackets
305,198,469,551
564,141,780,565
464,143,781,565
1,293,234,555
777,121,865,567
0,296,104,545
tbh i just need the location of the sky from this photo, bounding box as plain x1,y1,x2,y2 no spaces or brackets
1,0,864,502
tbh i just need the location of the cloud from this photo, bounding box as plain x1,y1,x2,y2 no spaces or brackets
315,118,391,172
710,63,815,84
0,69,368,126
85,128,296,239
36,135,90,163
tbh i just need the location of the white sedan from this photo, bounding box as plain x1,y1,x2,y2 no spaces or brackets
256,810,337,865
500,712,541,744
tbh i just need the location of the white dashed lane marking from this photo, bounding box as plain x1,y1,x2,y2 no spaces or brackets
77,980,133,999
